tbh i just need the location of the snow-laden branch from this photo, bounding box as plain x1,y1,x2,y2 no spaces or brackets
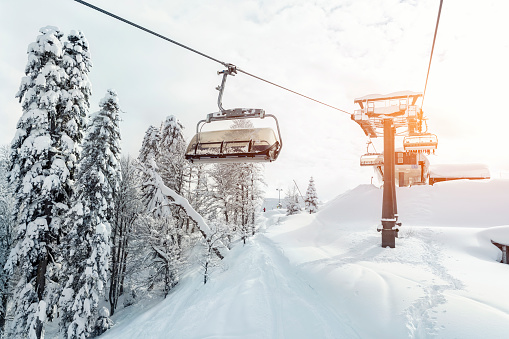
155,176,228,259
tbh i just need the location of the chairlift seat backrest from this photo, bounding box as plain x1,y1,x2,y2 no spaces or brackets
403,134,438,151
360,153,384,166
186,127,281,163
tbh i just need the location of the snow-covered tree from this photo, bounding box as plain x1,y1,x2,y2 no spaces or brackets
136,119,230,296
285,186,301,216
208,119,265,245
109,156,143,315
304,177,319,214
158,116,186,194
0,145,15,336
157,116,192,239
59,89,121,338
199,223,226,285
6,26,87,339
137,126,186,298
185,164,217,229
94,306,113,337
60,29,91,183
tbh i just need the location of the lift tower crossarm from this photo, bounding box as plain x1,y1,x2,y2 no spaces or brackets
351,91,423,138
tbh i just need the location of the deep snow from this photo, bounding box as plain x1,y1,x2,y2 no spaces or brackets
100,179,509,338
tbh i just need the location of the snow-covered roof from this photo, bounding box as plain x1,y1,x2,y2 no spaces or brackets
484,227,509,246
429,163,490,179
354,91,423,103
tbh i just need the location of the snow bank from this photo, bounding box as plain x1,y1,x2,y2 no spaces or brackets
316,180,509,228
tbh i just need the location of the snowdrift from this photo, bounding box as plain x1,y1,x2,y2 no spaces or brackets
101,179,509,339
322,179,509,228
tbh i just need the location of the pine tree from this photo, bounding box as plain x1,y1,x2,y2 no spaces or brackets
158,116,186,194
60,29,91,181
285,186,300,216
6,26,85,339
59,89,121,338
305,176,319,214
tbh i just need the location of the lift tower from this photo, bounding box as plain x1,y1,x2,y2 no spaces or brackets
352,91,427,248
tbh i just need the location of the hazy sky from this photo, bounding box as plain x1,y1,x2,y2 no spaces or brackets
1,0,508,201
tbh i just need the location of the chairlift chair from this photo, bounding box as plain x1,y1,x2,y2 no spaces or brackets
403,133,438,153
359,141,383,166
360,153,384,166
186,66,283,163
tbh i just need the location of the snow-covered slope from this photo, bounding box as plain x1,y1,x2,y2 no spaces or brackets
101,180,509,339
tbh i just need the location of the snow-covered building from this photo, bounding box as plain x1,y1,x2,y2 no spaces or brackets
429,163,490,185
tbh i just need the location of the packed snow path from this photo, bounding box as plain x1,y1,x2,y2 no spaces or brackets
100,229,359,338
101,180,509,338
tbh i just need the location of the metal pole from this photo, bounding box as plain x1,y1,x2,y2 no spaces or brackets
381,119,397,248
293,179,305,203
392,125,398,238
276,188,283,206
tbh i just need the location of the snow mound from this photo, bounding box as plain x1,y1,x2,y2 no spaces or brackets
320,179,509,228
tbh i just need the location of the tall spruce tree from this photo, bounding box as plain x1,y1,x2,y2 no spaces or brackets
305,177,319,214
158,116,186,194
60,29,91,177
5,26,86,339
59,89,121,338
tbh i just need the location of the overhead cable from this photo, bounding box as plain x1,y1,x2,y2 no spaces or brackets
75,0,352,115
74,0,226,66
237,68,352,114
422,0,444,108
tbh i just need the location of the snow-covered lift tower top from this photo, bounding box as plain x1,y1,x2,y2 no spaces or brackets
351,91,424,138
352,91,437,153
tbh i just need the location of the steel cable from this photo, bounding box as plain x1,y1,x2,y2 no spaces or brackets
75,0,352,115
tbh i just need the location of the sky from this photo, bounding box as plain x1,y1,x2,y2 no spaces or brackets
1,0,509,201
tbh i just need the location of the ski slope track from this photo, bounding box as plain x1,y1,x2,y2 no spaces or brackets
101,179,509,339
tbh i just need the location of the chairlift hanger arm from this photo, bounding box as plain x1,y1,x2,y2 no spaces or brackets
216,65,237,114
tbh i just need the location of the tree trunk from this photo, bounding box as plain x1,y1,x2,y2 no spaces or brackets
109,233,118,316
35,253,48,339
0,293,7,333
203,261,208,284
119,233,129,295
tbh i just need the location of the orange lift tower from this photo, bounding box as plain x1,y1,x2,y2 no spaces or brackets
352,91,436,248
